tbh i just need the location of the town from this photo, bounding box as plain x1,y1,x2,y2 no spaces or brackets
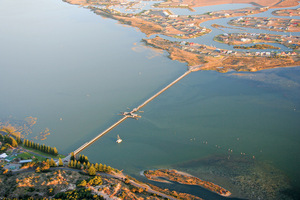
272,8,300,16
229,17,300,32
214,32,300,50
143,36,300,72
89,5,269,39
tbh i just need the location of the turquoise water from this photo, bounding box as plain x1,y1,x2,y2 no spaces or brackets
1,0,300,199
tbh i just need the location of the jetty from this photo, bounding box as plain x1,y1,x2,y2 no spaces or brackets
72,69,194,156
73,116,128,155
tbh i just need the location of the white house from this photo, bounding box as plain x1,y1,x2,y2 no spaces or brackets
19,159,33,164
0,153,8,159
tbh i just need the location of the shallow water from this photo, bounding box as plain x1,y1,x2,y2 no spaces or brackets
0,0,300,199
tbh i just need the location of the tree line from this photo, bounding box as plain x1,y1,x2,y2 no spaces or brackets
23,139,58,156
0,132,60,157
0,133,19,148
68,152,118,175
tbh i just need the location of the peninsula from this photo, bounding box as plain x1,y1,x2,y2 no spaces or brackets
144,169,231,197
143,36,300,72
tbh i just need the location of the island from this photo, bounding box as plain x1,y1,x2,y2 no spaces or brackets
214,32,300,49
272,8,300,16
229,17,300,32
144,169,231,197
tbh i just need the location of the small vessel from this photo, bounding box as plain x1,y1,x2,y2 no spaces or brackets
116,135,122,143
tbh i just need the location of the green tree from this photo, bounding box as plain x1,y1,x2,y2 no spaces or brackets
103,164,107,172
88,176,102,186
95,163,99,171
41,161,50,172
106,166,112,173
74,160,78,168
53,147,58,155
69,160,74,168
77,161,81,169
78,154,82,162
9,137,18,147
70,152,75,161
88,166,96,176
98,164,103,172
35,166,41,173
50,158,56,167
77,180,87,187
16,136,22,144
58,158,63,166
84,156,89,163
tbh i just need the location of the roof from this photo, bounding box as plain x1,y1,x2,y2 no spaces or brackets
0,153,8,159
19,159,33,164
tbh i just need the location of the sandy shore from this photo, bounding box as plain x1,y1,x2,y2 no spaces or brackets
144,169,232,197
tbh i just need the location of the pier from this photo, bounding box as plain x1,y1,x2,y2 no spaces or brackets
73,69,193,156
74,116,128,155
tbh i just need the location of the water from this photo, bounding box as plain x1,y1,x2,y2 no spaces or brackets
1,0,300,199
0,0,185,151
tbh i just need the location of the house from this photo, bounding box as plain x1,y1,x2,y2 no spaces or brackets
241,38,250,42
0,153,8,159
291,52,297,56
19,159,33,164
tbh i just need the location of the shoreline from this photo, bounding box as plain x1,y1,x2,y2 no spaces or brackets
77,2,300,73
143,169,232,197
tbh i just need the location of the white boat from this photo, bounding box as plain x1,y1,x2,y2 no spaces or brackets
116,135,122,143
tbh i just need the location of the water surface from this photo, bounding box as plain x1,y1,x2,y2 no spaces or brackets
0,0,300,199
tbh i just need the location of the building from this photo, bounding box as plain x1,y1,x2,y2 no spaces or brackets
19,159,33,164
0,153,8,159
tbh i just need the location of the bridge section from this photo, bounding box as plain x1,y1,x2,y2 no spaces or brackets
136,70,192,111
74,116,128,155
72,69,193,156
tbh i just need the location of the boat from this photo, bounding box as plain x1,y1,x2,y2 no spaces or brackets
116,135,122,143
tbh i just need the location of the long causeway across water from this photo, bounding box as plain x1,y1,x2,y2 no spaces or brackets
73,69,193,156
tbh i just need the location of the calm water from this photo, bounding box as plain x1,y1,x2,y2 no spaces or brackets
1,0,300,199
